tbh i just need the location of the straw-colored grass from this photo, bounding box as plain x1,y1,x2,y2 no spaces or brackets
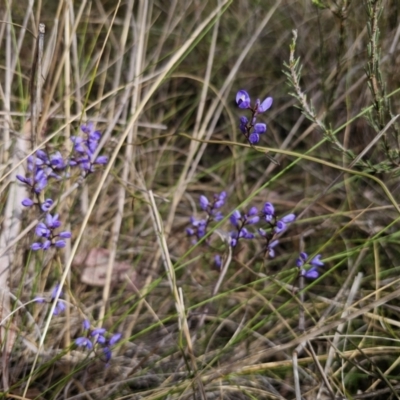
1,0,400,399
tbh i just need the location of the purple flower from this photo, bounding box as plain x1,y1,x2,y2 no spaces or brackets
54,240,66,248
246,206,259,224
42,240,51,250
214,254,222,270
214,191,227,209
108,333,122,346
103,347,112,363
40,198,54,212
95,156,108,165
249,133,260,144
275,220,287,234
297,252,324,280
51,284,63,299
280,214,296,223
310,254,324,267
263,202,275,221
302,267,319,279
34,284,66,315
257,97,273,113
230,210,241,227
16,175,32,185
34,296,46,303
83,319,91,331
91,328,107,336
33,170,48,194
266,239,279,258
296,252,308,267
236,90,251,109
239,116,248,133
254,123,267,134
32,214,71,251
239,227,254,239
50,151,66,170
46,213,61,229
53,300,66,315
69,123,107,175
22,198,34,207
199,195,209,210
35,222,50,238
214,211,223,221
186,227,195,236
275,214,296,233
58,231,72,239
75,337,93,350
31,242,43,251
71,137,85,153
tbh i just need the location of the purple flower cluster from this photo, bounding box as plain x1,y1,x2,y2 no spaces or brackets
186,191,227,243
236,90,273,145
70,122,108,176
34,284,66,315
75,320,122,363
229,206,259,247
17,123,108,251
296,252,324,279
31,213,71,250
258,202,296,256
186,194,296,261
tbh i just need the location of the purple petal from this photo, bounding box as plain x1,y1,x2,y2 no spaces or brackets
51,284,63,299
258,97,273,113
263,202,275,216
40,198,54,212
42,240,51,250
254,123,267,134
258,228,267,237
75,337,93,350
109,333,122,346
248,133,259,144
199,195,209,210
310,254,324,267
247,216,260,224
103,347,112,362
280,213,296,223
54,240,66,248
16,175,30,185
50,151,66,169
303,267,319,279
214,254,222,269
35,222,50,238
91,328,107,336
46,213,61,229
53,301,66,315
275,221,286,233
96,335,107,344
83,319,91,331
22,198,34,207
36,150,49,161
34,296,46,303
239,116,248,125
269,239,279,249
31,242,43,251
95,155,108,165
236,90,251,109
58,231,71,239
213,211,224,221
300,252,308,260
230,210,241,227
